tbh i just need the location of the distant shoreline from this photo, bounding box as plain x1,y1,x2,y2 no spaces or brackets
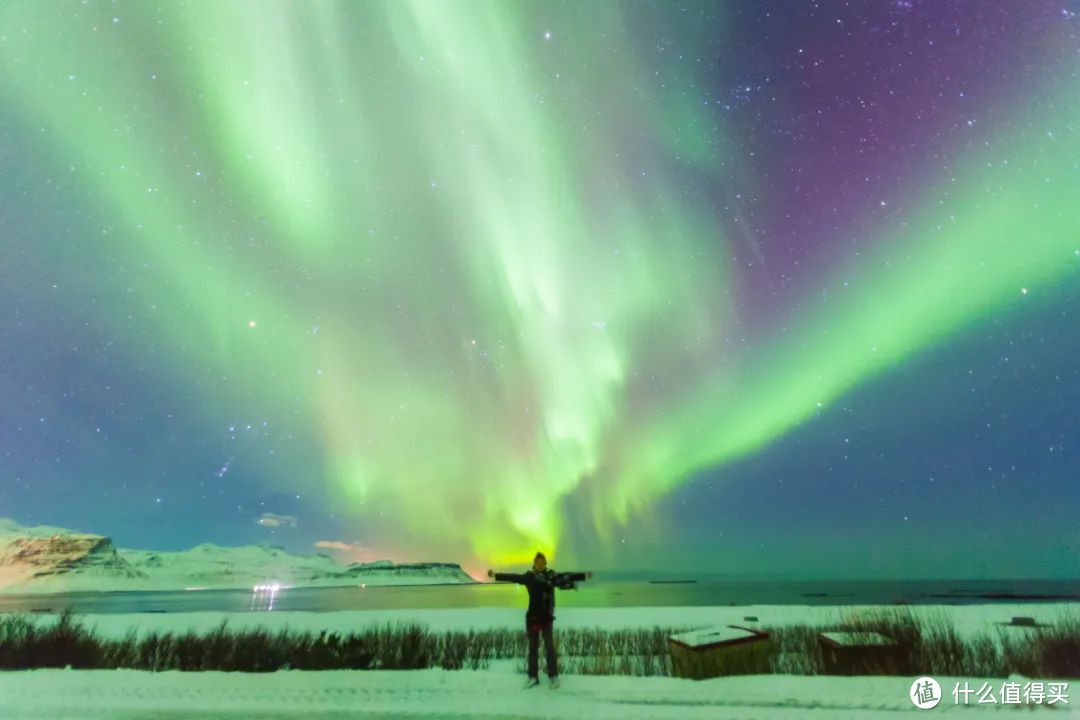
925,592,1080,601
648,580,697,584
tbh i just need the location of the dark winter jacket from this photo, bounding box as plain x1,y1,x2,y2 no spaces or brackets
493,569,588,622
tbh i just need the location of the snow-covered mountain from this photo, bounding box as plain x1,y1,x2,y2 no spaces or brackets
0,519,476,594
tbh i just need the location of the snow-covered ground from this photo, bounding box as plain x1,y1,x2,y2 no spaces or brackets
1,667,1074,719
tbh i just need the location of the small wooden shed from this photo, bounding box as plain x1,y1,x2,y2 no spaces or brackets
669,625,770,679
818,631,898,674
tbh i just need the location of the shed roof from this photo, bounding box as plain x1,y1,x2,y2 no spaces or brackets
670,625,766,650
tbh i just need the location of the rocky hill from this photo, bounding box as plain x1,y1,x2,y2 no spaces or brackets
0,532,146,590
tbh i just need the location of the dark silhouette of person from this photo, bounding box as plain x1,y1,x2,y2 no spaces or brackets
487,551,592,687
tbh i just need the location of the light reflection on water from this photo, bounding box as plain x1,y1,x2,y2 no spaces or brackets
250,583,282,611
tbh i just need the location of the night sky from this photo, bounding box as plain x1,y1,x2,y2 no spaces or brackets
1,1,1077,579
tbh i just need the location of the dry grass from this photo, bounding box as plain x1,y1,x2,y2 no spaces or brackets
0,609,1076,677
767,608,1080,677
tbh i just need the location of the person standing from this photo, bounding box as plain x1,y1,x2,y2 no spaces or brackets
487,551,592,688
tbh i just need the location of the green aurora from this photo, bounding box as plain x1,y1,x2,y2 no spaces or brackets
1,1,1077,567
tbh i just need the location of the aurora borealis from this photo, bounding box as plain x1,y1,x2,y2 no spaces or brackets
1,1,1078,578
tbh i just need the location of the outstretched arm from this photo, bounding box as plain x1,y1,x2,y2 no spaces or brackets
555,571,593,586
564,571,592,582
489,571,529,584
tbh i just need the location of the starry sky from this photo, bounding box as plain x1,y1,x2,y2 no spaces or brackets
1,1,1078,580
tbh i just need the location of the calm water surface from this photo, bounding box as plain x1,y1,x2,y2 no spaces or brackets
0,578,1077,614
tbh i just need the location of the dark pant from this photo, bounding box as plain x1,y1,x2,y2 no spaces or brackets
526,620,557,679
